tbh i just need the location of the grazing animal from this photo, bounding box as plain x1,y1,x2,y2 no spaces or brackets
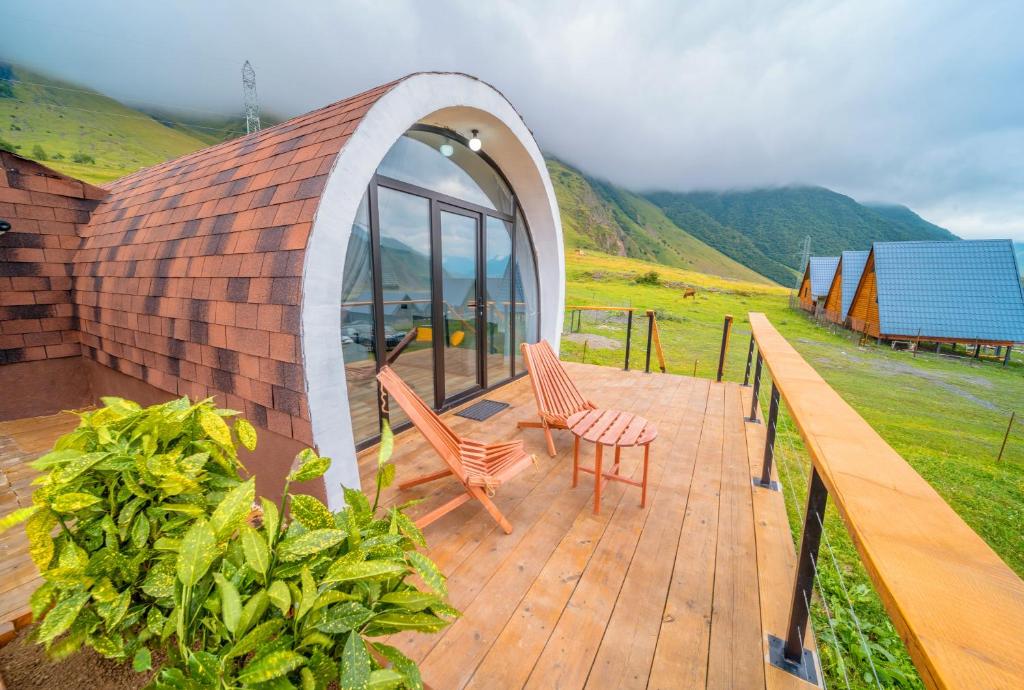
683,288,697,299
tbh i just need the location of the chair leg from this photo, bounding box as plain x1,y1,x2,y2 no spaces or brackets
543,422,557,457
594,443,603,515
413,493,473,530
641,444,650,508
573,436,580,487
468,485,514,535
398,468,453,490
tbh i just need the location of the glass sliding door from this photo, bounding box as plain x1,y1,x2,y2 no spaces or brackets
376,186,435,426
438,206,482,402
485,216,514,385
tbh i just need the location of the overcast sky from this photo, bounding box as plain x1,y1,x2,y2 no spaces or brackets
3,0,1023,240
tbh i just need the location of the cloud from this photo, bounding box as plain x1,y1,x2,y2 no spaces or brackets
2,0,1023,239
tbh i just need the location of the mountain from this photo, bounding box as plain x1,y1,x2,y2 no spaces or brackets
644,187,958,285
548,158,771,284
1015,243,1024,273
0,62,214,184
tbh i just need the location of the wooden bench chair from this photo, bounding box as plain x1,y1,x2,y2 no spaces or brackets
518,340,598,456
376,365,534,534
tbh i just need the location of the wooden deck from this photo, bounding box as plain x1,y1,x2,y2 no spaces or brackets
360,362,816,689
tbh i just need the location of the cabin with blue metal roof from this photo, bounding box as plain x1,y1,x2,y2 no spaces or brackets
847,240,1024,353
797,256,840,312
821,250,870,323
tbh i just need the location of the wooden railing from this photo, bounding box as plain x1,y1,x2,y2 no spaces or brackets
745,312,1024,689
564,306,666,373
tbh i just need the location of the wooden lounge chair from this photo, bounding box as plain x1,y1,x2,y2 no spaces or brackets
376,365,534,534
518,340,598,456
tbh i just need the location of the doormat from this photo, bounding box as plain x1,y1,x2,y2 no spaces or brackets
456,399,510,421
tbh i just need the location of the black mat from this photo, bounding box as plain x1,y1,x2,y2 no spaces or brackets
456,399,511,421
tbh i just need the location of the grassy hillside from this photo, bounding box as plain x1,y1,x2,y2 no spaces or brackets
548,158,773,284
645,187,958,285
0,63,214,184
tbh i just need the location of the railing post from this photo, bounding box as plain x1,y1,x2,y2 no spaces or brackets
742,333,755,386
745,352,762,424
624,309,633,371
1004,345,1013,366
753,383,781,491
644,310,654,374
767,467,826,685
716,314,733,382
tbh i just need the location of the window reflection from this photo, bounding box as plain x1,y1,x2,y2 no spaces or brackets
377,130,513,215
513,209,540,374
486,216,513,384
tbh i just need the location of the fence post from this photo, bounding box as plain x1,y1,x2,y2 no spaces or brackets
753,383,781,490
746,352,762,424
644,310,654,373
742,334,755,386
716,314,733,382
997,411,1016,462
767,467,826,684
624,309,633,371
1004,345,1013,366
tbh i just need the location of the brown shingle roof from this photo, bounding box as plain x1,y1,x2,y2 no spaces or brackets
75,78,403,444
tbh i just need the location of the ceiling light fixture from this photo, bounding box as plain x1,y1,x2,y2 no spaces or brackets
468,129,482,152
439,140,454,157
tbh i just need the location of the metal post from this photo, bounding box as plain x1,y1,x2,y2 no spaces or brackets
644,311,654,374
716,314,733,382
767,467,826,684
746,352,762,423
1004,345,1013,366
624,309,633,371
754,383,781,490
742,334,755,386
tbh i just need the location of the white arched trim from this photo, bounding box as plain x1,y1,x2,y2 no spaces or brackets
301,73,565,509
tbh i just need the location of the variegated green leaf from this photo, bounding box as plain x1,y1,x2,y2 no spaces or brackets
378,591,438,612
343,487,371,519
314,602,372,634
368,611,448,633
31,448,83,470
306,650,337,690
367,669,405,690
50,452,105,484
298,566,316,621
133,647,152,672
289,495,334,531
227,617,282,659
0,505,37,535
26,507,57,570
38,590,90,643
372,643,422,690
214,573,242,635
236,649,306,685
377,421,394,465
392,511,425,548
235,418,258,452
240,525,269,578
96,589,130,629
377,462,396,490
277,529,346,562
188,650,219,685
210,477,255,541
176,519,218,587
268,579,291,616
261,496,280,547
288,449,331,483
52,492,101,513
323,559,406,585
406,551,446,596
199,407,233,447
142,559,176,598
130,512,150,549
341,632,370,690
236,589,269,639
29,581,57,620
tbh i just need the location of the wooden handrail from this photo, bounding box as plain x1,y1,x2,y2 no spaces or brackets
749,312,1024,689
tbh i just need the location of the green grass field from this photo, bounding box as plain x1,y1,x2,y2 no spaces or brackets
560,250,1024,688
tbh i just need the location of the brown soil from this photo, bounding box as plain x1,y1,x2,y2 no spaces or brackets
0,632,153,690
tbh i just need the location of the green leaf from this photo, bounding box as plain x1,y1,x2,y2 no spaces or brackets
377,421,394,465
0,505,38,535
52,492,102,512
188,650,220,685
133,647,152,672
236,649,306,685
199,407,233,447
228,618,282,659
268,579,291,616
306,650,337,690
142,559,177,598
393,511,425,548
240,525,270,578
235,418,258,451
96,589,130,629
131,512,150,549
372,644,422,690
377,462,396,490
26,508,57,570
31,448,83,470
38,590,90,643
261,497,280,547
236,589,269,637
367,669,405,690
288,449,331,483
50,452,105,484
301,667,317,690
290,495,335,531
277,529,346,562
298,566,317,621
29,581,57,620
324,559,406,585
378,591,438,612
210,477,255,541
176,519,218,587
406,551,447,596
340,632,371,690
367,612,448,633
214,573,243,635
343,487,371,519
314,602,372,634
